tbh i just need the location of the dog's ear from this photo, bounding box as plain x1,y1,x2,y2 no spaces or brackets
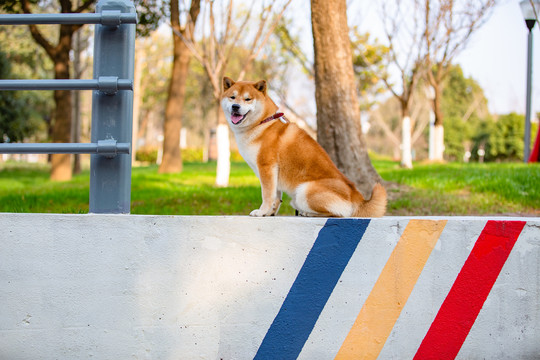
223,77,235,91
254,80,267,94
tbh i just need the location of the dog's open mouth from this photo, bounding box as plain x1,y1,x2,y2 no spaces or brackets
231,110,249,125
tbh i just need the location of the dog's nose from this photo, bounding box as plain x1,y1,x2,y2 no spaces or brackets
232,104,240,112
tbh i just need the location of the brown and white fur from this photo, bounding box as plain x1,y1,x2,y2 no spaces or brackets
220,77,387,217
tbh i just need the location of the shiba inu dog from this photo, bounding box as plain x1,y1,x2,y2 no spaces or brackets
220,77,387,217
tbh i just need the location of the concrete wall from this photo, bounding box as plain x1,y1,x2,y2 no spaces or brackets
1,214,538,359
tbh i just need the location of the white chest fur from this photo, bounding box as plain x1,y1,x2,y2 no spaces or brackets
233,132,261,179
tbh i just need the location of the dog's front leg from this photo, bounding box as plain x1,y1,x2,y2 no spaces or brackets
250,165,281,217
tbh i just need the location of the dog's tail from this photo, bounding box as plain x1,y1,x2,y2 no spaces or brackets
353,183,387,218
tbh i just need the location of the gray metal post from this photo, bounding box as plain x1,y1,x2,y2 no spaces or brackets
89,0,136,213
524,24,534,163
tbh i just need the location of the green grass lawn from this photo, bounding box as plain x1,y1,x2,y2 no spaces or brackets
0,159,538,216
378,161,539,216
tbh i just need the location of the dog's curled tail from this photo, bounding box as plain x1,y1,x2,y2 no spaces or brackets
354,183,387,218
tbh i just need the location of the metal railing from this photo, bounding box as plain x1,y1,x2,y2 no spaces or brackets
0,11,137,25
0,77,133,92
0,0,137,214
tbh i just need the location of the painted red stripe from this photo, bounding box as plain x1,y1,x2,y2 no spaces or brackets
414,220,526,360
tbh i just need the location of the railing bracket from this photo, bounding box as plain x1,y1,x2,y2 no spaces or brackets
98,76,119,95
96,139,130,158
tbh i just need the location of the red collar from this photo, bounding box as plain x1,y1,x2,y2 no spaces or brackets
259,112,288,125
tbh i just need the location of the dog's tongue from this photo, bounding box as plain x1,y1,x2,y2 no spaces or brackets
231,114,243,124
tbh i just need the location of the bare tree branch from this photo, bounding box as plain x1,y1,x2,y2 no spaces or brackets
238,0,292,80
221,1,256,78
423,0,496,128
461,93,484,122
274,22,314,78
20,0,56,58
174,0,292,99
371,110,401,147
411,102,429,144
74,0,95,14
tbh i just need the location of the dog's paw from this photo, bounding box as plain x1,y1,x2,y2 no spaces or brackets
250,209,264,217
297,210,325,217
250,209,275,217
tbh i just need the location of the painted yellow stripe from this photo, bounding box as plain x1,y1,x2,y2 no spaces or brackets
335,219,447,360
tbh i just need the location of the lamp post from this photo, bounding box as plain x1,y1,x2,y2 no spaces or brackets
520,0,540,162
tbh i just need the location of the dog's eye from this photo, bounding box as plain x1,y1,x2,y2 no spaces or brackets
245,98,252,101
230,96,236,100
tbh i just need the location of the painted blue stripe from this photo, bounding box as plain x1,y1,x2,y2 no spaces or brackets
254,218,371,360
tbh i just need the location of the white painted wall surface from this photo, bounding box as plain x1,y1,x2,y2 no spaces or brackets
1,214,324,360
0,214,538,360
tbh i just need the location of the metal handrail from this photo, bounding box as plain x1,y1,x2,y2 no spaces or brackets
0,141,130,158
0,0,137,214
0,77,133,94
0,11,137,26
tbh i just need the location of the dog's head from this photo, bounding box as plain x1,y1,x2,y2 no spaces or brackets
221,77,277,128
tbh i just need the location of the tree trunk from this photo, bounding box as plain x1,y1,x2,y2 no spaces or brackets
432,124,444,161
428,106,436,160
311,0,381,196
430,81,445,161
159,0,193,174
72,24,82,175
215,106,230,187
398,98,414,168
424,64,446,161
432,81,443,126
401,115,413,168
20,0,97,180
50,41,73,181
132,40,144,165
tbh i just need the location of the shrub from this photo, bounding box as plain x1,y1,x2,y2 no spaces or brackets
182,148,203,162
136,147,158,163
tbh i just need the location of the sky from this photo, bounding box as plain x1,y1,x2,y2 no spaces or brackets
287,0,540,117
454,0,540,116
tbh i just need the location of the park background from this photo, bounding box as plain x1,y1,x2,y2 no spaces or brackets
0,0,539,216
